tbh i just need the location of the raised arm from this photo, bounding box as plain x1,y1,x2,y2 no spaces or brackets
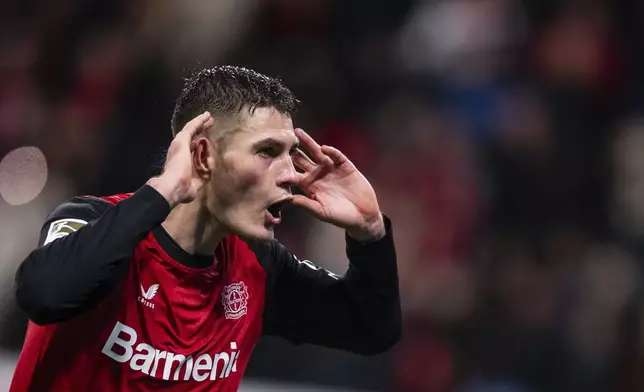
257,128,402,354
256,215,401,355
15,111,213,325
15,187,170,325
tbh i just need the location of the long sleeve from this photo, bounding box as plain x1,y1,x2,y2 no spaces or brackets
254,215,401,355
15,185,171,325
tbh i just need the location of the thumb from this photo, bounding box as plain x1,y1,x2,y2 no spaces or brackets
291,194,325,219
184,178,203,203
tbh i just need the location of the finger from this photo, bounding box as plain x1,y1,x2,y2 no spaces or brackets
321,145,349,166
293,149,316,172
185,111,211,133
293,171,309,188
203,116,215,130
295,129,333,166
291,194,325,219
177,111,212,141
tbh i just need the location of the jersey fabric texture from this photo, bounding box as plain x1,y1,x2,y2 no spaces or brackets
11,185,401,391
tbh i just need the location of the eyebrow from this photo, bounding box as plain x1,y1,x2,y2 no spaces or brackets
252,137,299,150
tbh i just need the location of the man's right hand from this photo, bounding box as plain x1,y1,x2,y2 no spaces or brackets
147,111,214,208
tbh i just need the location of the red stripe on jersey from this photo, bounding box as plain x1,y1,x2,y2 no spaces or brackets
94,193,134,205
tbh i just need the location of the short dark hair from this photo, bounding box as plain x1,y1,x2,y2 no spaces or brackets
171,66,300,136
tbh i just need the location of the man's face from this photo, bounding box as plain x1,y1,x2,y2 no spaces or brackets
207,107,299,239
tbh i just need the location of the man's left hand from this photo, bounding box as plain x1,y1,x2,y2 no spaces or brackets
291,129,385,242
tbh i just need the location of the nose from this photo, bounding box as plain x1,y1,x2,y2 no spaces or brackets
277,156,298,192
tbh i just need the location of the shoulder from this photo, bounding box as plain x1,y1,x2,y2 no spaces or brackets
41,192,133,245
242,237,288,261
47,192,133,220
233,236,294,273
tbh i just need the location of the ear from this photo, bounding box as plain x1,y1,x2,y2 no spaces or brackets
192,137,215,179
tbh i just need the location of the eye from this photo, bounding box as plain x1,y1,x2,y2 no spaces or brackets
258,146,280,158
289,147,298,157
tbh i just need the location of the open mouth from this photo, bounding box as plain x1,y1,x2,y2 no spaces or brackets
266,198,292,223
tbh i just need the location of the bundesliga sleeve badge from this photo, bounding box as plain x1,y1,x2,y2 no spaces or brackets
44,218,88,245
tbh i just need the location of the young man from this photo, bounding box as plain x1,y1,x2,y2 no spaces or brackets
10,66,401,391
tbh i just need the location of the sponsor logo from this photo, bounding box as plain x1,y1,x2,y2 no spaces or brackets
102,322,240,382
43,219,88,245
138,284,159,309
221,282,249,320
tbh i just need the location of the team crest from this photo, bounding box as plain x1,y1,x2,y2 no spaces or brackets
221,282,249,320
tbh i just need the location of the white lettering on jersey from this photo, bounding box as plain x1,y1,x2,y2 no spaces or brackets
43,218,88,245
101,321,240,382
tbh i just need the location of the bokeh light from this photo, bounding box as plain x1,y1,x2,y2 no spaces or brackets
0,147,48,206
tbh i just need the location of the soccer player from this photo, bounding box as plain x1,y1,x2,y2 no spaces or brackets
10,66,401,391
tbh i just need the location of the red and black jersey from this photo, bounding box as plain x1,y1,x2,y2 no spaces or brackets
10,185,401,391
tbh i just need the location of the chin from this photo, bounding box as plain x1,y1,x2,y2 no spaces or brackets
231,223,275,241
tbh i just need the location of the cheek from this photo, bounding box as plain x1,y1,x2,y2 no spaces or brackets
233,170,261,196
214,156,264,201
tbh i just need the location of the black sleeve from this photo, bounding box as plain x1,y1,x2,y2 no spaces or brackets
254,215,402,355
15,185,171,325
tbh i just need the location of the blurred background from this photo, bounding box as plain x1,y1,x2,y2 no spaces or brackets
1,0,644,391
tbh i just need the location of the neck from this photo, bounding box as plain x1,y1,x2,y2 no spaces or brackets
161,197,228,256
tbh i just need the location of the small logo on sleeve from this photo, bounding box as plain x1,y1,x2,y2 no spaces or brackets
221,282,249,320
294,255,340,280
44,218,88,245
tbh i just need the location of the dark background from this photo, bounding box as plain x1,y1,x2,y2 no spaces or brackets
1,0,644,391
